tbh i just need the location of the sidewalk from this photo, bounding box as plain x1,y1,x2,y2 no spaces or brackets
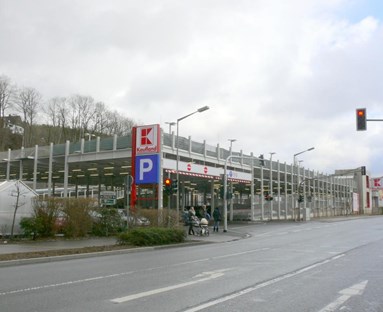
0,237,118,255
1,216,375,266
1,216,372,258
0,225,246,265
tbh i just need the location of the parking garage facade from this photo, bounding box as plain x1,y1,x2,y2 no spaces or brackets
0,128,362,221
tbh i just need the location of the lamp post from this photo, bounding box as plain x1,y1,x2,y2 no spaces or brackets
269,152,276,220
176,106,210,221
293,147,314,221
228,139,236,154
293,147,314,165
228,139,237,221
165,122,176,134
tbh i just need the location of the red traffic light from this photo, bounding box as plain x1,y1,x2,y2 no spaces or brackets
164,178,172,186
356,108,367,131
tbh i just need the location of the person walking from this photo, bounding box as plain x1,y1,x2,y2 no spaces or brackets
201,205,210,221
188,207,196,235
213,207,221,232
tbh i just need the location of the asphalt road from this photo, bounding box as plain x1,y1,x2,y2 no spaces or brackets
1,216,383,312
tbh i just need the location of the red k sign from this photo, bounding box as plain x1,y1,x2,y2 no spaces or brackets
135,124,160,154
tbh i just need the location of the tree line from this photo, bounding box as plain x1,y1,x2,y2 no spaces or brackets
0,74,138,151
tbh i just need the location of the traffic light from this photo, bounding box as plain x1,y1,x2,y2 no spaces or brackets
171,179,178,193
219,186,232,199
164,178,172,195
356,108,367,131
219,186,224,199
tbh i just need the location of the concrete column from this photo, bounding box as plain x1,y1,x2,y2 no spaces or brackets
63,140,70,198
48,143,53,197
33,145,38,190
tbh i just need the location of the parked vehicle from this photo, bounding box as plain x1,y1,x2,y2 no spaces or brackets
117,210,150,226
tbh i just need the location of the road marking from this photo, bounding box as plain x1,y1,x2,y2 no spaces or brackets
318,280,368,312
213,248,269,259
275,232,289,235
110,269,230,304
182,254,345,312
0,248,270,297
0,271,134,296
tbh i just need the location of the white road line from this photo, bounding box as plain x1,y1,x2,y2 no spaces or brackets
1,247,270,297
317,280,368,312
182,254,345,312
0,271,134,296
213,248,270,259
275,232,289,235
110,269,231,304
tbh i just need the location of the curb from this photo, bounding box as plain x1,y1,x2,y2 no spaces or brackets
0,230,251,268
0,239,220,268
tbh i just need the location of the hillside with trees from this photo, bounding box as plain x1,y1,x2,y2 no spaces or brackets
0,74,138,151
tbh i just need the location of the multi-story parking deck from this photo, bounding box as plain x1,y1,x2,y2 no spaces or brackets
0,130,366,220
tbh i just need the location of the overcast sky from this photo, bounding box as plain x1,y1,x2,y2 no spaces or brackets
1,0,383,177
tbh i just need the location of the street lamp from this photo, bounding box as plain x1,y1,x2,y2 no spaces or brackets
293,147,314,221
293,147,314,165
176,106,210,220
165,121,176,134
228,139,237,220
228,139,236,153
269,152,276,220
228,139,236,164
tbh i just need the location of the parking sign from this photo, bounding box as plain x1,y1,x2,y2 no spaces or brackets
135,154,160,184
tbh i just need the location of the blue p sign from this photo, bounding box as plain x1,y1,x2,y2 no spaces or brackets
135,154,160,184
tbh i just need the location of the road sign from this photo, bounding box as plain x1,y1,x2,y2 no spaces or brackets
100,191,116,206
135,154,160,184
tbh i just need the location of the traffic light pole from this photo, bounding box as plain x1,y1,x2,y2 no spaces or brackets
356,108,383,131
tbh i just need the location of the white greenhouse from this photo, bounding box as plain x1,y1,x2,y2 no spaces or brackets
0,180,38,236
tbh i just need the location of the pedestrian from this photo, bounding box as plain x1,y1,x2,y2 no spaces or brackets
201,204,210,221
188,207,196,235
213,207,221,232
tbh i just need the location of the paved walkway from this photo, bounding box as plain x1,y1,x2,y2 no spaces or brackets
0,226,245,256
0,216,372,265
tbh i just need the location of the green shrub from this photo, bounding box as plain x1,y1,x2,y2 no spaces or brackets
20,197,98,238
19,197,61,238
91,208,124,236
19,217,38,239
117,227,186,246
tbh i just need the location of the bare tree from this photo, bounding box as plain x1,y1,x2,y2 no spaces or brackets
0,75,141,150
10,181,27,239
44,97,69,143
57,97,70,142
15,87,42,147
15,87,40,123
0,75,15,119
104,110,136,136
0,75,16,150
69,95,96,141
91,101,109,134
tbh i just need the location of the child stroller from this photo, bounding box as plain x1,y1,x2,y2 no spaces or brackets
197,218,210,236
